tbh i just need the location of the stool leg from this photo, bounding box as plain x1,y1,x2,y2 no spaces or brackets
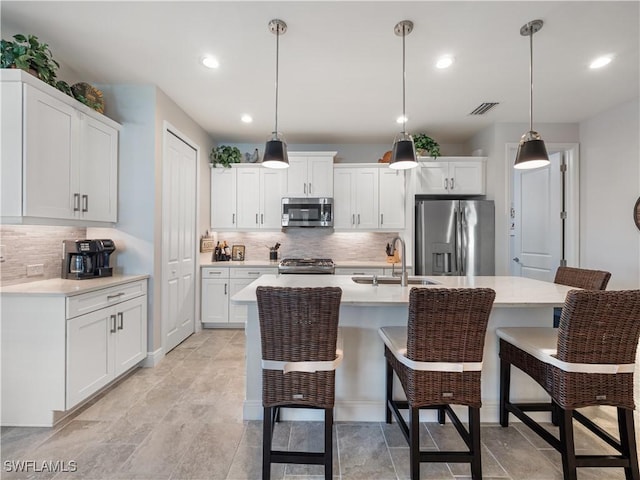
385,357,393,424
618,407,639,480
409,406,420,480
324,408,333,480
437,406,446,425
499,358,511,427
469,406,482,480
558,408,577,480
263,406,273,480
551,401,560,426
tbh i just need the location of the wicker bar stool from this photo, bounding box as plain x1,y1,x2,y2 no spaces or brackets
379,288,496,480
498,289,640,480
256,286,342,480
552,266,611,327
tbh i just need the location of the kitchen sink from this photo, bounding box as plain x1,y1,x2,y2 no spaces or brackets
351,275,439,285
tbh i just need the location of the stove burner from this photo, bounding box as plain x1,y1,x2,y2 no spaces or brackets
278,258,335,274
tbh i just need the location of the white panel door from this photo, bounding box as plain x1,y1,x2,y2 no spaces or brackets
333,168,355,229
23,84,78,219
79,115,118,222
163,131,197,353
378,169,405,229
354,168,379,229
284,156,308,197
114,296,147,376
201,278,229,323
418,163,448,194
210,167,237,229
260,168,286,229
66,308,113,408
512,152,562,281
307,157,333,197
236,168,261,229
449,162,484,195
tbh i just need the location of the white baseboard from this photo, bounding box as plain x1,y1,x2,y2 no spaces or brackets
141,347,164,367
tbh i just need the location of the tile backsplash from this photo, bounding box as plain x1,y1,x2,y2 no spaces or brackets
206,230,399,262
0,226,86,286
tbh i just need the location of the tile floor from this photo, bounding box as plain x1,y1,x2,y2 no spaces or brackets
1,329,637,480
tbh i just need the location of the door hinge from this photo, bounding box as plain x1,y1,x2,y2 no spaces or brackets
560,211,567,219
560,164,567,172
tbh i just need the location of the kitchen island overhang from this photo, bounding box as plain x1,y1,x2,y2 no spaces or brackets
232,275,575,423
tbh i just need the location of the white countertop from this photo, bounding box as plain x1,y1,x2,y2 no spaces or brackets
200,260,408,269
231,274,575,307
0,274,150,297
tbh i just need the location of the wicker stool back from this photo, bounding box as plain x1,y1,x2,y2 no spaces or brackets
256,286,342,480
383,287,496,480
552,266,610,327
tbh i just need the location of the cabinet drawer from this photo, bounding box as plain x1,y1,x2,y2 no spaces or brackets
335,267,385,275
202,267,230,278
66,280,147,319
230,267,277,279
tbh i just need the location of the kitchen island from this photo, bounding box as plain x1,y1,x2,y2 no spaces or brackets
232,275,575,423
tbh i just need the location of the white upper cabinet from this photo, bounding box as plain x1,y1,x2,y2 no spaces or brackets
1,70,120,224
210,167,237,229
378,168,406,230
235,165,286,230
285,151,335,197
417,157,486,195
333,166,379,230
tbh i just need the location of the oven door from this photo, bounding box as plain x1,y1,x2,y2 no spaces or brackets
281,197,333,227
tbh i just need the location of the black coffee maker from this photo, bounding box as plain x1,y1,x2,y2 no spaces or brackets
62,239,116,279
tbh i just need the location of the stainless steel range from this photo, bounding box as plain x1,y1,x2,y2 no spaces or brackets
278,258,335,274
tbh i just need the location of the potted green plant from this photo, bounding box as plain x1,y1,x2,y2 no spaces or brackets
1,34,59,86
413,133,441,159
209,145,242,168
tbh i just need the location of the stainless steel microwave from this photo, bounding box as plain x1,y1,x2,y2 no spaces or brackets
281,197,333,227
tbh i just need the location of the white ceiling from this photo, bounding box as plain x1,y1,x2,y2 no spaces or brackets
2,1,638,144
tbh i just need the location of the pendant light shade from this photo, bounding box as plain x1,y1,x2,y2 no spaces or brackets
389,20,418,170
514,19,550,170
263,19,289,169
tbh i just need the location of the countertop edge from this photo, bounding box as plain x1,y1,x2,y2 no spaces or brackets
1,274,150,296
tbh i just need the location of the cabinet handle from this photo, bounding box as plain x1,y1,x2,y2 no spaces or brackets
444,178,449,190
110,314,117,333
224,283,227,295
357,214,361,225
308,183,312,194
450,177,454,190
107,292,125,300
352,214,355,225
117,312,124,330
81,194,88,212
232,213,235,224
261,213,264,224
304,183,307,194
73,193,80,212
248,271,260,276
255,213,259,224
207,271,222,276
380,213,384,225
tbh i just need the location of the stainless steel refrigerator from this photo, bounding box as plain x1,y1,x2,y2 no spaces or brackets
415,199,495,276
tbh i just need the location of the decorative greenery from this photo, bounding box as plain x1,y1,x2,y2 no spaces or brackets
55,80,72,96
413,133,441,159
209,145,242,168
1,34,59,86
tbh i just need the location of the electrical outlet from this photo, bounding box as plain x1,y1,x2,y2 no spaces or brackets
26,264,44,277
0,245,5,263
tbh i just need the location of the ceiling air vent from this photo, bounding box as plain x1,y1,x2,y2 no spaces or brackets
469,102,499,115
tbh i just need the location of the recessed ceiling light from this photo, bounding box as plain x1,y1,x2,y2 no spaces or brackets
241,114,253,123
396,115,408,124
589,55,613,69
436,55,454,69
201,56,219,69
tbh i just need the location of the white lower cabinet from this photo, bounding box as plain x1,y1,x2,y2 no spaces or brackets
1,277,148,427
201,266,277,326
66,295,147,408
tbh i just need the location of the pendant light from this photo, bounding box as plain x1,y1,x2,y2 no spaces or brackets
389,20,418,170
514,19,550,170
263,19,289,169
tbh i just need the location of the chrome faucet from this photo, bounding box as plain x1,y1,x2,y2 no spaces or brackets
389,236,408,287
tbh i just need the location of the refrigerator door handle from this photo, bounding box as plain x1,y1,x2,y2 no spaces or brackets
454,208,461,275
460,207,466,275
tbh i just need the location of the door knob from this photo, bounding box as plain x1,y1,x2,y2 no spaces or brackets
513,257,520,263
